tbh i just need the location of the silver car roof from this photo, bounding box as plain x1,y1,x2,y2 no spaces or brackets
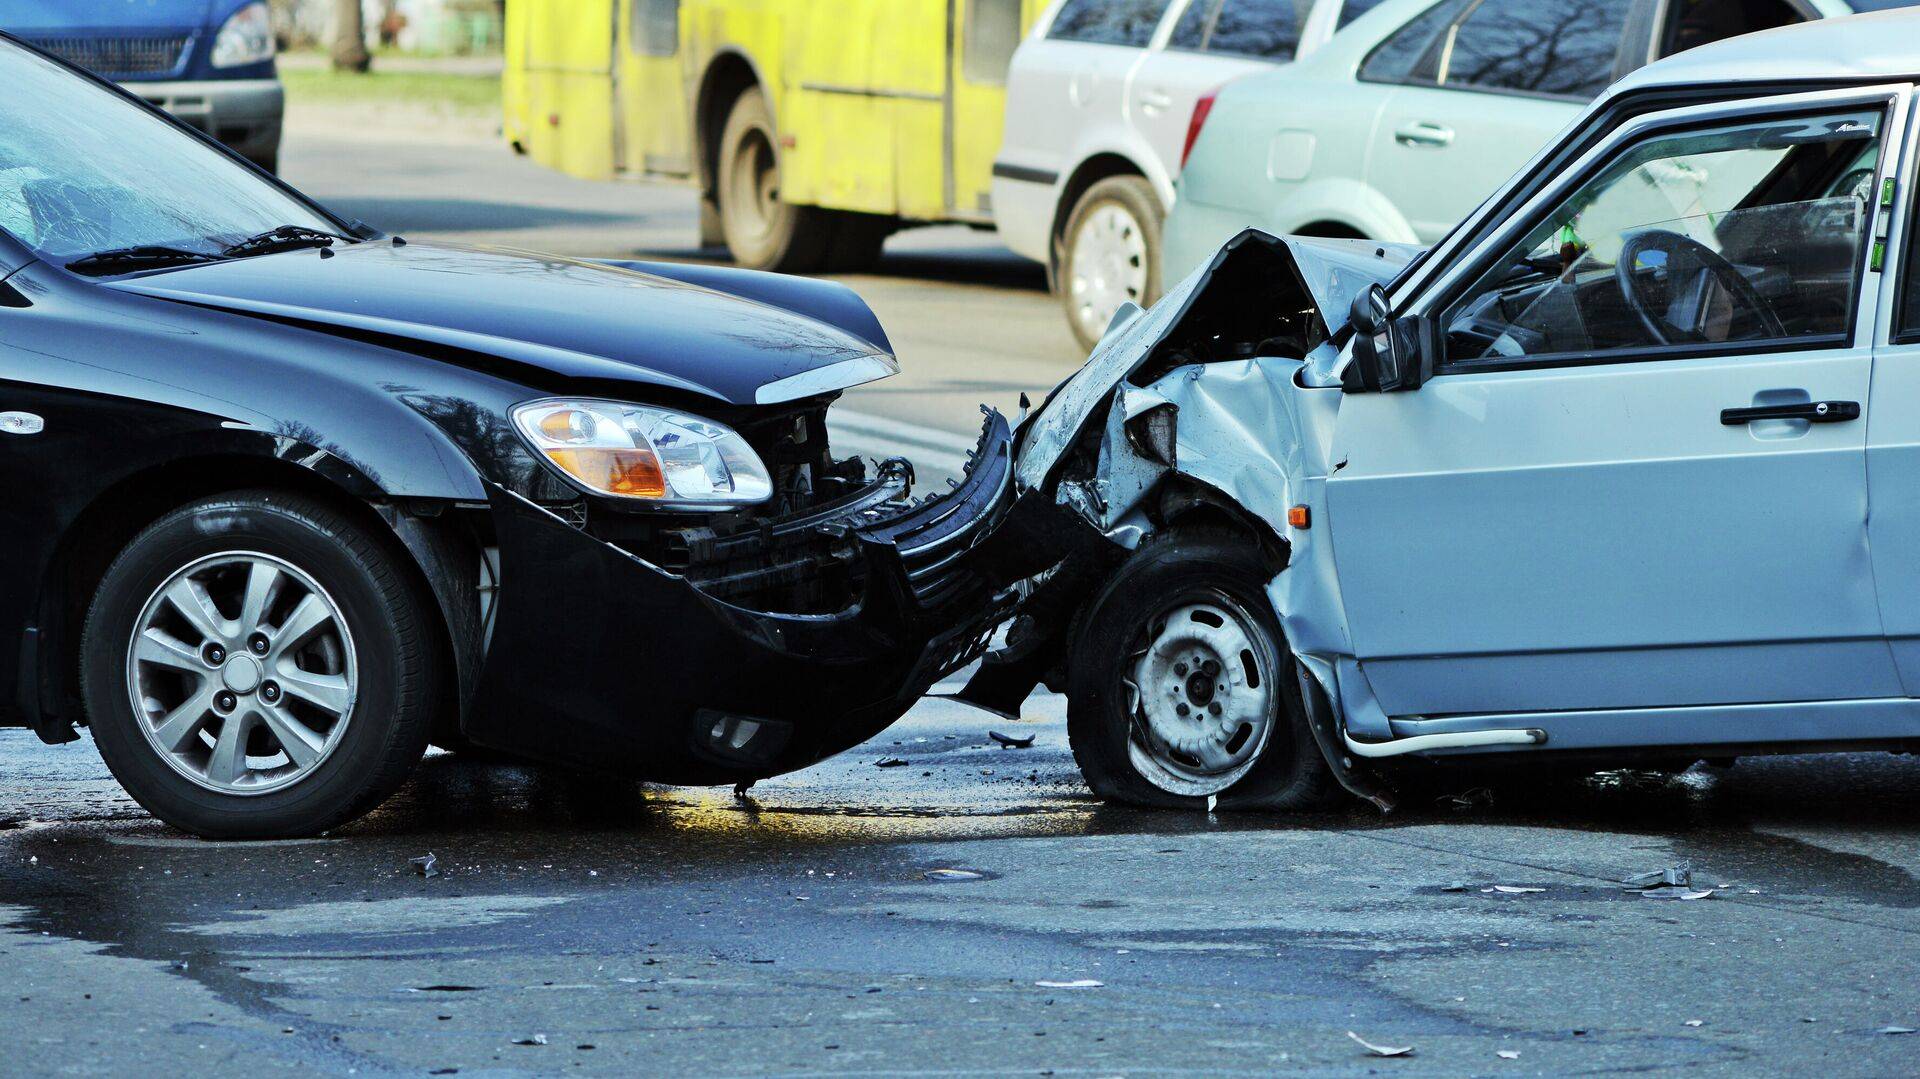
1610,9,1920,98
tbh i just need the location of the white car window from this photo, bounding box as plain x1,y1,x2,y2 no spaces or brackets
1440,0,1633,100
1168,0,1314,60
1442,110,1884,365
1049,0,1175,46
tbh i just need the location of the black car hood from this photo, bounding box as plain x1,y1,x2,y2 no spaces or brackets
106,242,893,405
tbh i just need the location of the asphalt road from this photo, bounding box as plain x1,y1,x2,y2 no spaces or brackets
3,123,1920,1077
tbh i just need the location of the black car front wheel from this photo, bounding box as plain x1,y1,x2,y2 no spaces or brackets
1068,529,1333,810
82,490,438,838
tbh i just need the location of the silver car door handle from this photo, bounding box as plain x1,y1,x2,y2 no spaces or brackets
1394,122,1455,148
1139,90,1173,113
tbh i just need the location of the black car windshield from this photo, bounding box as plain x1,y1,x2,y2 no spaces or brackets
0,39,341,266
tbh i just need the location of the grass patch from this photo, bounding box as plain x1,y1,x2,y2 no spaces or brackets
281,67,499,113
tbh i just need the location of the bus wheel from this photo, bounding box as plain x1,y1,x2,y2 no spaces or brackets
718,87,832,272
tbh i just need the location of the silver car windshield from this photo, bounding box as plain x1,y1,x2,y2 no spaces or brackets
0,39,340,265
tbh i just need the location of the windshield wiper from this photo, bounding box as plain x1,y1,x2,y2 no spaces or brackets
223,225,349,259
65,246,223,276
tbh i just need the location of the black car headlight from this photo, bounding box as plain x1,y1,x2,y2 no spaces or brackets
511,399,773,508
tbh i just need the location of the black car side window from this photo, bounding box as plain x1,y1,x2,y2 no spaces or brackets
1049,0,1174,46
1357,0,1465,85
1168,0,1217,48
1336,0,1390,30
1206,0,1311,60
1440,0,1634,101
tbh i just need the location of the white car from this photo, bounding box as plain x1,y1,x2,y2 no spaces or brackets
992,0,1386,349
1163,0,1914,282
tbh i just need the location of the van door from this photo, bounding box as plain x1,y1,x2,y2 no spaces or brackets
948,0,1031,220
513,0,619,180
616,0,691,178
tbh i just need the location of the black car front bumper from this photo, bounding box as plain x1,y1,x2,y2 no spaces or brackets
462,411,1022,783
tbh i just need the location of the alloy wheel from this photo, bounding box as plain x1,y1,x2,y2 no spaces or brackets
125,551,358,795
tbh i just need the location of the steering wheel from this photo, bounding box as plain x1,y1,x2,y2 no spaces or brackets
1615,229,1785,346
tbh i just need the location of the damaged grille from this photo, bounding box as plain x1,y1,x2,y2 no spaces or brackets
25,35,190,77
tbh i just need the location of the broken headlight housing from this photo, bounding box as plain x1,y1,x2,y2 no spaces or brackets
211,2,275,68
512,399,773,508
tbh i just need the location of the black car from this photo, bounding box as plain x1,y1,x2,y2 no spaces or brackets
0,35,1017,838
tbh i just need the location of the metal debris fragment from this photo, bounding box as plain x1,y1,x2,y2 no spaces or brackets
1878,1026,1917,1035
1497,1050,1520,1059
410,852,439,878
1484,885,1546,894
988,730,1035,749
1639,888,1716,900
1623,866,1692,890
1035,979,1104,989
874,757,909,768
511,1034,549,1046
1347,1031,1414,1057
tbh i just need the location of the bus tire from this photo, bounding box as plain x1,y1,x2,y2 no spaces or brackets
718,87,832,272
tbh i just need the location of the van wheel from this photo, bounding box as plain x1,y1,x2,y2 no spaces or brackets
81,491,438,838
1060,175,1162,352
1067,529,1332,810
718,87,833,272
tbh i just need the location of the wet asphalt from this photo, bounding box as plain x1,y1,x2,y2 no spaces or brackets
4,118,1917,1077
6,683,1920,1076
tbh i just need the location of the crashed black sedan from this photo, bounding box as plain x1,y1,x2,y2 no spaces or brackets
0,35,1014,838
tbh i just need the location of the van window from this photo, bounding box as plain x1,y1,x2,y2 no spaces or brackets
1049,0,1174,47
1441,0,1632,101
1357,0,1465,85
964,0,1025,82
629,0,678,58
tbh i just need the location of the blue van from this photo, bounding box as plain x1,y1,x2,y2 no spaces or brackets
0,1,281,172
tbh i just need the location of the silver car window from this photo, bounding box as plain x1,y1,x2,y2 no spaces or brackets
1442,110,1884,367
0,41,336,263
1440,0,1633,101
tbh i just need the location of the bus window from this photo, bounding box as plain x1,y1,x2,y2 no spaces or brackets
964,0,1024,83
631,0,678,57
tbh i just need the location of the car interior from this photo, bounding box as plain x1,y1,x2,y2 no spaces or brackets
1443,110,1882,364
1662,0,1807,56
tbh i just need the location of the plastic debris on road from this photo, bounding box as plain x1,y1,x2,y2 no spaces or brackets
409,852,439,878
923,868,986,882
988,730,1035,749
1347,1031,1414,1057
1035,979,1104,989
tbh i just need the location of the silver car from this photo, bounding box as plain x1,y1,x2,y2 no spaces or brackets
992,0,1388,350
1163,0,1913,283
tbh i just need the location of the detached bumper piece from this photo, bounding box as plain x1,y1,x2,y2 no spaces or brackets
466,411,1018,784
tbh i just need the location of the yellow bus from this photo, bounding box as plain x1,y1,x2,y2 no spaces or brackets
504,0,1041,273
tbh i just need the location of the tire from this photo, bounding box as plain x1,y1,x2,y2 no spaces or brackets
1059,174,1162,353
81,490,438,838
717,87,834,272
1067,528,1333,811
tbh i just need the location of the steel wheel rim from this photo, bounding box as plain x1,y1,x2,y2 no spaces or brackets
125,551,358,796
728,126,779,242
1067,201,1149,343
1122,595,1277,796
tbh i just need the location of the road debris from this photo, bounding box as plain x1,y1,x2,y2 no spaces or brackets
1347,1031,1414,1057
1684,1019,1704,1027
511,1034,549,1046
1623,866,1692,890
1483,885,1546,894
1640,888,1716,900
874,757,909,768
409,852,439,878
1441,882,1470,892
1878,1026,1917,1035
1035,979,1104,989
1497,1050,1521,1059
988,730,1035,749
1440,787,1495,811
924,868,987,882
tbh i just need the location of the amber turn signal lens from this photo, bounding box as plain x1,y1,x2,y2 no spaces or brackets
545,447,666,498
1287,505,1310,529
